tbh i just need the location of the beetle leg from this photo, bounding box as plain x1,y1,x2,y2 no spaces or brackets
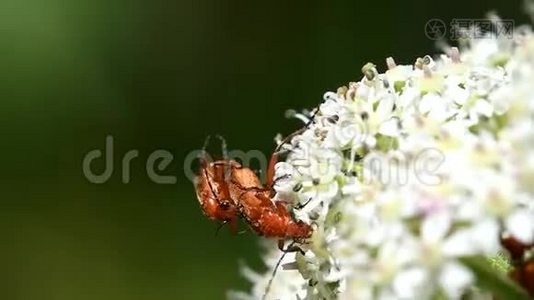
277,239,305,255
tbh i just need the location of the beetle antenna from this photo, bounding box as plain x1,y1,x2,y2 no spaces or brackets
202,135,212,151
215,135,228,159
203,166,221,205
198,135,214,167
215,220,228,236
262,240,298,300
266,109,319,189
215,135,232,181
274,108,319,154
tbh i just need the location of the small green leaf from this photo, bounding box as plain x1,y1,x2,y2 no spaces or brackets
459,256,530,300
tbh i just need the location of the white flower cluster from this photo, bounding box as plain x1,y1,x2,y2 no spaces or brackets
232,24,534,300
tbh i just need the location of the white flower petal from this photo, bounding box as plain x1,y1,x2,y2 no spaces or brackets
438,261,474,299
506,209,534,243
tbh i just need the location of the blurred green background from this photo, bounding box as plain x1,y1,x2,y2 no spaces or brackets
0,0,529,299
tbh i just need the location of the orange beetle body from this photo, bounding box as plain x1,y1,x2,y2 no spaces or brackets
194,156,240,233
228,165,312,240
195,155,312,241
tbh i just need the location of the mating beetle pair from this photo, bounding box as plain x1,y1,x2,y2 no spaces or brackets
194,134,312,252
